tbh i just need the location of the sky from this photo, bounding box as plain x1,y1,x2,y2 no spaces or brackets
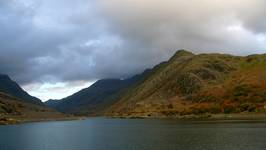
0,0,266,101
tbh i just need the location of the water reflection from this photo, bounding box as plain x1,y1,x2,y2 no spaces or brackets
0,118,266,150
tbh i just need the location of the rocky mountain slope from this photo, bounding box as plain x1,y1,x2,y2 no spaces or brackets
0,75,74,124
44,50,266,118
0,74,43,105
107,50,266,118
0,92,67,124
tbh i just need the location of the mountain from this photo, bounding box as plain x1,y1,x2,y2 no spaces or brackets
0,74,43,105
45,70,151,115
45,49,266,118
45,99,61,109
0,92,67,124
107,50,266,118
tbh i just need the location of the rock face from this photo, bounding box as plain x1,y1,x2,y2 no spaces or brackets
106,50,266,117
0,74,43,105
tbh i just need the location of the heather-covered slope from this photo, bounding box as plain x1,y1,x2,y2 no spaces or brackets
0,74,43,105
0,92,67,124
107,50,266,117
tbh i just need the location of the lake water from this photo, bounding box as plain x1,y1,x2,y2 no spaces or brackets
1,118,266,150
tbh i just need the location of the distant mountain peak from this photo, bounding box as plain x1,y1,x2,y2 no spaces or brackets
168,49,194,62
173,49,194,57
45,99,61,108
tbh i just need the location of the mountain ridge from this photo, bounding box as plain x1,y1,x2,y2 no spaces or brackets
45,69,152,115
45,50,266,118
106,50,266,117
0,91,71,124
0,74,43,105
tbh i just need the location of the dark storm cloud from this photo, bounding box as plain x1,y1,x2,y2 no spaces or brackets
0,0,102,83
0,0,266,85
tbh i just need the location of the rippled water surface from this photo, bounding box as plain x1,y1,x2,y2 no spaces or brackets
1,118,266,150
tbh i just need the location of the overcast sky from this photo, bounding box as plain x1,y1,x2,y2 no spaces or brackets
1,0,266,101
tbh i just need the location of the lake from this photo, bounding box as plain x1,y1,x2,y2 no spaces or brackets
1,118,266,150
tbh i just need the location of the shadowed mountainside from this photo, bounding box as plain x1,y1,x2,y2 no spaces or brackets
45,99,61,109
0,74,43,105
45,70,151,115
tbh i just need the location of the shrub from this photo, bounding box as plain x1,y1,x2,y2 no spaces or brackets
247,104,256,112
233,85,250,97
0,106,6,113
240,103,250,112
167,104,174,109
191,107,209,115
224,105,240,114
201,95,217,102
0,106,13,113
209,104,221,114
239,103,257,112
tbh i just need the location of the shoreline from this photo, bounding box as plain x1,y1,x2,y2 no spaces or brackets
2,113,266,125
109,112,266,121
0,116,87,125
